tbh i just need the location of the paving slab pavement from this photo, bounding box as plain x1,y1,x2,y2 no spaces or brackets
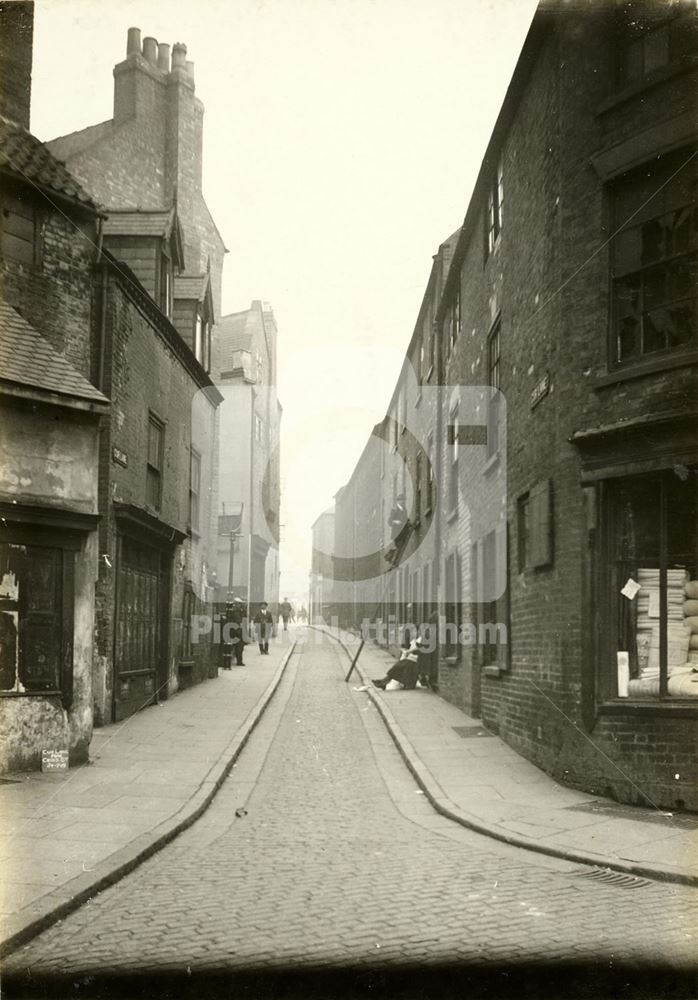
317,625,698,887
0,635,296,957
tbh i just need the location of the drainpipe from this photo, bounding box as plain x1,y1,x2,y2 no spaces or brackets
246,385,256,622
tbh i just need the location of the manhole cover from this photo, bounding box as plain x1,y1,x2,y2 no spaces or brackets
573,867,651,889
452,726,494,739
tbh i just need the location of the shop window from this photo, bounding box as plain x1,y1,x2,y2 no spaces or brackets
611,147,696,366
1,190,41,267
485,158,504,257
616,2,697,88
146,413,164,512
518,480,553,570
599,468,698,701
0,542,73,701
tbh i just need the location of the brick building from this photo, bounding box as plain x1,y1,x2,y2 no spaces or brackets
0,1,109,769
310,506,335,622
328,1,698,811
215,301,282,614
47,28,227,722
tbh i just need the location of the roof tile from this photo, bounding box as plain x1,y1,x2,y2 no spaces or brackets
0,299,108,405
0,116,101,212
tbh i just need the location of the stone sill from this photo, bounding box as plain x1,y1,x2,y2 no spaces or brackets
593,350,698,390
597,700,698,719
595,58,698,116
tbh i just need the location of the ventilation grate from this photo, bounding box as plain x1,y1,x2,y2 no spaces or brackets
452,726,494,739
574,867,651,889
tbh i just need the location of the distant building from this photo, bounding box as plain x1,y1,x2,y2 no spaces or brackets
47,28,227,722
215,301,282,613
0,2,109,770
310,507,335,623
327,1,698,811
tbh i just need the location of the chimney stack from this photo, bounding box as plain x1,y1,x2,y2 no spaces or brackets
0,1,34,129
158,43,171,72
171,42,187,71
142,36,158,66
126,26,141,57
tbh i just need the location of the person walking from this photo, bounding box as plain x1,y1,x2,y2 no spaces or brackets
229,597,246,666
254,601,274,655
279,598,293,631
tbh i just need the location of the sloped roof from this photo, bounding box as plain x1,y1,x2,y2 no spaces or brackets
0,299,108,406
217,309,261,371
0,115,101,213
103,206,185,270
103,208,174,237
175,273,209,302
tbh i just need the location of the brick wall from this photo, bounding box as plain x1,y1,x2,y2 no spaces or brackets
93,271,219,722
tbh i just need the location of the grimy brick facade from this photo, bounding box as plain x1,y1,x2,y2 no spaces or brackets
48,27,228,723
330,2,698,812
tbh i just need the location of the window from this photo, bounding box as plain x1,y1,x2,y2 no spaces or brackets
485,158,504,256
599,468,697,701
255,414,264,444
146,413,164,512
444,550,462,659
425,433,434,514
0,541,73,700
518,480,553,571
448,406,459,514
1,190,41,267
487,319,501,457
422,562,432,620
616,2,696,87
194,314,211,372
472,526,510,670
181,586,195,661
611,148,696,366
448,286,462,354
414,454,422,526
189,449,201,533
159,252,173,318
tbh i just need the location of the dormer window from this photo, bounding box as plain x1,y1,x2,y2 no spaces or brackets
159,250,173,318
194,311,211,371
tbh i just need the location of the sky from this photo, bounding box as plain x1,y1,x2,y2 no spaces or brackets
31,0,538,601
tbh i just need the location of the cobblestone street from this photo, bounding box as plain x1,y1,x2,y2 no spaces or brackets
4,634,697,998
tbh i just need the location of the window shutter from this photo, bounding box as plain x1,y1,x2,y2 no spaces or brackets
530,479,553,568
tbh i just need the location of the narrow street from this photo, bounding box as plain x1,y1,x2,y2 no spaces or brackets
4,632,696,998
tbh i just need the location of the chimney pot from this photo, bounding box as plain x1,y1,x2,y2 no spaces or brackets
186,60,195,83
158,42,170,71
171,42,187,70
126,27,141,56
142,36,158,65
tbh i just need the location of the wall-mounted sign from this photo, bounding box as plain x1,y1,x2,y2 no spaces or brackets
41,748,69,772
112,446,128,467
531,372,550,410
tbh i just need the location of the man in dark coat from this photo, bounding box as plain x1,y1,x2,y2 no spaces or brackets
229,598,246,665
279,598,293,631
253,601,274,654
